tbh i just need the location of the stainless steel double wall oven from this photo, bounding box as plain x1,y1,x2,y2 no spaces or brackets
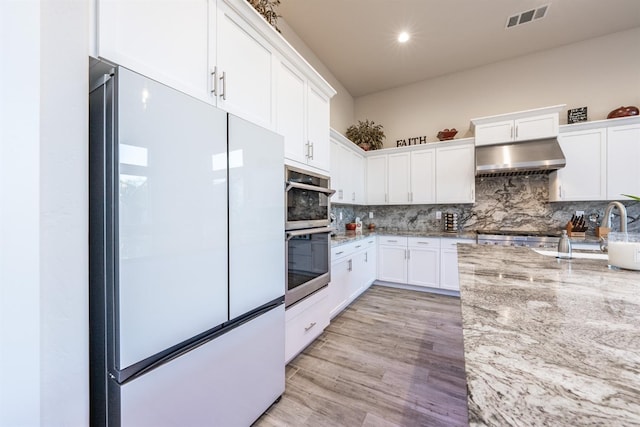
285,166,334,307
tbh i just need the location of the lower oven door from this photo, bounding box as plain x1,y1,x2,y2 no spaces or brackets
285,227,331,307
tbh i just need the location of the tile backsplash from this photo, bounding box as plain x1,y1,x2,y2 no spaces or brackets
332,174,639,235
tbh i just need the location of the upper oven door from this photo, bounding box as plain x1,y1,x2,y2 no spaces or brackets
285,167,335,230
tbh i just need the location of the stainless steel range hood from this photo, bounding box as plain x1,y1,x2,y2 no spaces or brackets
475,137,566,177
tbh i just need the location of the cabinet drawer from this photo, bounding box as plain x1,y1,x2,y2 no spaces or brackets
378,236,408,246
441,238,475,248
408,237,440,248
331,244,356,260
285,288,329,363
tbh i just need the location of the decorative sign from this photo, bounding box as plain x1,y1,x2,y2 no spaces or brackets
568,107,588,124
396,136,428,147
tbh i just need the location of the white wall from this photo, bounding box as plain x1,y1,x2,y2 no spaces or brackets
355,27,640,149
39,0,89,425
0,0,89,425
279,19,355,134
0,2,42,425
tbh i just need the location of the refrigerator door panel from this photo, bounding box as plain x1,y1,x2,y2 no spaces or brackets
116,68,229,369
119,304,285,427
228,115,285,319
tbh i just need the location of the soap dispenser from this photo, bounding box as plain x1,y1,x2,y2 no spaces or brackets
557,230,572,259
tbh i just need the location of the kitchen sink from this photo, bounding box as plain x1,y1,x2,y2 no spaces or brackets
532,248,608,260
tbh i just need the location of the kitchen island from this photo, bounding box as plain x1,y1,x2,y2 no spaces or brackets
457,244,640,426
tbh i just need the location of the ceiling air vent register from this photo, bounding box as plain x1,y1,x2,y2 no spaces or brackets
506,4,549,29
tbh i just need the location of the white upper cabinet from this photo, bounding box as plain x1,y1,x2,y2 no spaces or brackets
216,0,274,129
387,153,411,204
607,123,640,200
95,0,212,102
366,155,388,205
472,105,564,146
94,0,335,147
278,61,306,164
363,141,473,206
387,149,436,204
306,84,331,171
351,150,366,205
549,128,607,201
330,132,366,205
277,65,333,173
436,142,475,204
410,148,436,204
549,117,640,202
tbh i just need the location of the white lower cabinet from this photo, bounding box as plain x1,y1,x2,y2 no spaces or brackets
378,236,474,291
377,236,408,283
329,238,377,319
285,286,329,364
407,237,440,288
440,238,475,291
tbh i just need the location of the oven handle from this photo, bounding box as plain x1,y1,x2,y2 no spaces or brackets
285,181,336,196
286,227,332,241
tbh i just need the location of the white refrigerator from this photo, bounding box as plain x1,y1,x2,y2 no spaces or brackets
89,66,285,426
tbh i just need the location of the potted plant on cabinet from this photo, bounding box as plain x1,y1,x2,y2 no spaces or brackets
346,119,386,151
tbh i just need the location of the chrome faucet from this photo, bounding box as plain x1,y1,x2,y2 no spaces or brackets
599,201,628,252
601,201,628,232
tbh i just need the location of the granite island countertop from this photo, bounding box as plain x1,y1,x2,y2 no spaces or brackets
331,229,477,247
457,244,640,426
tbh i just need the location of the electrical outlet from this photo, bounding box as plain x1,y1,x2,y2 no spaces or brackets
369,212,374,219
339,211,343,220
576,210,584,217
436,211,442,220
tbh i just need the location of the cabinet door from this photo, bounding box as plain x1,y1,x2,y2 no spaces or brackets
377,245,407,283
388,152,411,204
607,124,640,200
367,155,388,204
475,120,513,146
440,249,460,291
277,61,307,166
97,0,211,102
217,1,273,129
362,241,377,288
440,239,473,291
407,246,439,288
352,151,366,205
330,140,345,203
549,129,607,201
307,84,331,171
350,250,367,300
329,258,351,318
515,114,558,141
436,143,475,203
410,149,436,204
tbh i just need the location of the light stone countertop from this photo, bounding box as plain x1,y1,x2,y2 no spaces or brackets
457,244,640,426
331,229,477,247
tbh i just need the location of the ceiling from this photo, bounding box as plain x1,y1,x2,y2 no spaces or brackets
278,0,640,97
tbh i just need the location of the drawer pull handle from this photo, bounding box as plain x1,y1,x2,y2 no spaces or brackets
387,240,398,243
417,242,430,245
355,245,362,248
305,322,317,332
335,251,344,255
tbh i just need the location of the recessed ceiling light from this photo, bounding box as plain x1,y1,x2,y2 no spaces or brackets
398,32,410,43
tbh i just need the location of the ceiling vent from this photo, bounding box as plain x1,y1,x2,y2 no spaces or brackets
506,4,549,29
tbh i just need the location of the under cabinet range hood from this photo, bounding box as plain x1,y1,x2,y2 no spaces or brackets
475,137,566,177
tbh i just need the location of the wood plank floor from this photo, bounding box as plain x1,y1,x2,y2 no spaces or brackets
253,285,469,427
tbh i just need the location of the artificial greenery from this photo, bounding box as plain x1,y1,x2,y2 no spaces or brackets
247,0,280,32
346,119,386,150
